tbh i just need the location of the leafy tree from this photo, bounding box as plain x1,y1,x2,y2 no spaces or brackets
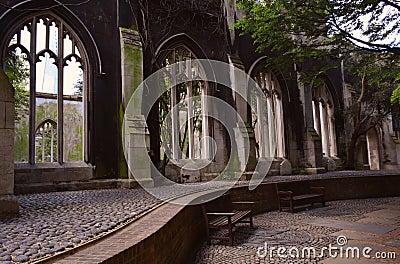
5,50,30,121
236,0,400,168
344,52,399,168
236,0,399,61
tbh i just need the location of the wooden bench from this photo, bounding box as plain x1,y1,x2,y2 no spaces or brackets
201,194,254,245
277,186,325,213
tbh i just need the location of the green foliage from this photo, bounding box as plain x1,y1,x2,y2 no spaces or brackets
5,50,30,121
236,0,399,58
390,74,400,103
236,0,400,106
292,166,308,175
236,0,400,82
236,0,400,168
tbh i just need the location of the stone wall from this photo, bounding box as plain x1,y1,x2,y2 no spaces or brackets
0,70,18,216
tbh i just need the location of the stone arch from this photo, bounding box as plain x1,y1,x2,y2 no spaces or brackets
312,79,338,158
149,37,217,181
155,33,209,62
248,56,291,102
249,59,287,159
0,1,103,75
2,11,91,164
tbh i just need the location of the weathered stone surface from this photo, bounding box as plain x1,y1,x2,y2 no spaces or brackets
180,167,201,183
0,101,5,129
280,158,292,175
0,70,16,215
4,102,13,129
323,157,337,171
0,70,13,102
0,195,19,217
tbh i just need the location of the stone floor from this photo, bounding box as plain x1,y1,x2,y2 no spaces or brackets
0,189,162,263
1,171,399,263
195,197,400,263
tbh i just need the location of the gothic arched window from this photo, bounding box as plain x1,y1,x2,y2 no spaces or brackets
252,68,285,158
312,83,337,157
4,13,88,164
159,45,210,161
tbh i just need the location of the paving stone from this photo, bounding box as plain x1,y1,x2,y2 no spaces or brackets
357,217,398,225
365,209,400,219
330,231,378,242
305,219,396,235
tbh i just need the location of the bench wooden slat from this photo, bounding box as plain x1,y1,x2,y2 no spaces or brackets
292,194,322,200
277,186,325,213
202,195,254,245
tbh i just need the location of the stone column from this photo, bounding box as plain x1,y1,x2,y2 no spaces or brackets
312,99,321,136
228,55,257,172
0,70,19,217
124,114,154,187
256,93,267,158
274,95,285,158
319,100,330,157
120,28,153,187
327,105,337,157
267,95,275,157
298,78,324,174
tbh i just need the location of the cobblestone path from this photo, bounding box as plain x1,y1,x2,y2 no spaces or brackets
0,189,161,263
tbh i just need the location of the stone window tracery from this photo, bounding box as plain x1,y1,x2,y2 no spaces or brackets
4,13,88,164
159,45,211,161
252,68,285,159
312,83,337,157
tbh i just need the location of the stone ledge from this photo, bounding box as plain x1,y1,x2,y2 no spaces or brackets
15,162,93,184
15,180,119,194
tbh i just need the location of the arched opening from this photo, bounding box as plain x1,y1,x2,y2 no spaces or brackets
157,45,211,162
312,82,338,158
3,13,89,165
250,66,286,159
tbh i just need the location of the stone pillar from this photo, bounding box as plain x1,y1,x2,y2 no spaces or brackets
124,114,154,187
120,28,153,187
228,55,257,172
274,94,285,158
312,99,321,136
366,128,381,170
327,105,337,157
319,100,330,157
298,79,324,173
0,70,19,217
267,95,275,157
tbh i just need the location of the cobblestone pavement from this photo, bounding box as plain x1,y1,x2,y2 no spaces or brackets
0,189,162,263
195,197,400,263
0,171,399,263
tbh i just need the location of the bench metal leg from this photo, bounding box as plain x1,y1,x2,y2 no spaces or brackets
228,224,233,246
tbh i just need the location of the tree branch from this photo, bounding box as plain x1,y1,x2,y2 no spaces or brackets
380,0,400,11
